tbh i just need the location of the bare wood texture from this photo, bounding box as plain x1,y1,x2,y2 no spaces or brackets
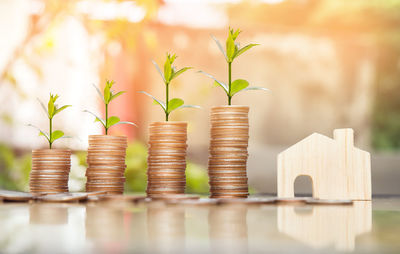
277,128,371,200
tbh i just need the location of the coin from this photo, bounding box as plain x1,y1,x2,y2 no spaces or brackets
305,199,353,205
217,197,277,205
150,194,200,201
30,149,71,194
86,173,125,179
86,165,126,170
210,195,249,199
32,149,72,154
0,190,37,202
85,135,128,194
37,193,88,202
146,122,188,198
207,106,250,199
275,197,311,204
86,185,123,190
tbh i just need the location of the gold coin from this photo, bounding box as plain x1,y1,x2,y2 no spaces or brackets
275,197,310,204
32,149,71,154
149,194,199,201
305,199,353,205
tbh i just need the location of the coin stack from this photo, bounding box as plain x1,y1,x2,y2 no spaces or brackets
208,106,250,198
146,122,188,198
30,149,71,194
86,135,127,194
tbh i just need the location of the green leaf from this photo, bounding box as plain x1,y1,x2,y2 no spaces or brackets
211,34,228,61
54,105,71,116
233,43,259,59
92,83,105,103
234,42,240,54
198,71,228,94
110,91,125,103
167,53,176,65
37,98,49,118
83,110,106,127
230,79,249,96
48,96,55,118
27,124,50,142
178,104,201,110
231,28,241,40
48,93,59,118
171,67,192,80
104,82,111,104
152,60,165,82
226,34,236,62
167,98,184,113
138,91,166,112
242,86,270,92
94,117,104,124
164,57,172,83
106,116,120,128
51,130,64,142
112,121,137,127
38,131,50,142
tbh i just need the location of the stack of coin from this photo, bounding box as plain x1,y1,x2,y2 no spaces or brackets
146,122,187,198
208,106,249,198
30,149,71,194
86,135,127,194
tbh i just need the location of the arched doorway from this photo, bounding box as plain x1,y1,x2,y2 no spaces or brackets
294,175,313,197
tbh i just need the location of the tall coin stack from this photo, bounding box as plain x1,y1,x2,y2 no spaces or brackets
146,122,188,198
30,149,71,194
208,106,250,198
86,135,127,194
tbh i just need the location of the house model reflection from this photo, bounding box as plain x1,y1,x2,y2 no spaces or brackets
277,128,371,200
277,202,372,251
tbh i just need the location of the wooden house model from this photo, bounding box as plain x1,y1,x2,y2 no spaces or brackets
277,128,371,200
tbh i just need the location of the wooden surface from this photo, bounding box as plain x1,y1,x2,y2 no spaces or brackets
277,128,371,200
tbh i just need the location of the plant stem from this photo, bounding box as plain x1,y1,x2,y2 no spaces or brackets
228,61,232,105
49,117,53,149
166,82,169,121
105,103,108,135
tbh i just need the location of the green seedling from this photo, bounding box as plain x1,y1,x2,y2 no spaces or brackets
140,53,200,121
199,27,269,105
84,79,136,134
28,93,71,149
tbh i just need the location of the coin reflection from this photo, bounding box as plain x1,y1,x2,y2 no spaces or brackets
208,205,248,253
147,205,186,253
85,203,124,241
278,201,372,251
29,203,68,225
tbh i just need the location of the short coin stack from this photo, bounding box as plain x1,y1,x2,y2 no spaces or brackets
146,122,188,198
208,106,250,198
30,149,71,194
86,135,127,194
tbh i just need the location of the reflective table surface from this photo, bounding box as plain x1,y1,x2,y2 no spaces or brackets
0,196,399,253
